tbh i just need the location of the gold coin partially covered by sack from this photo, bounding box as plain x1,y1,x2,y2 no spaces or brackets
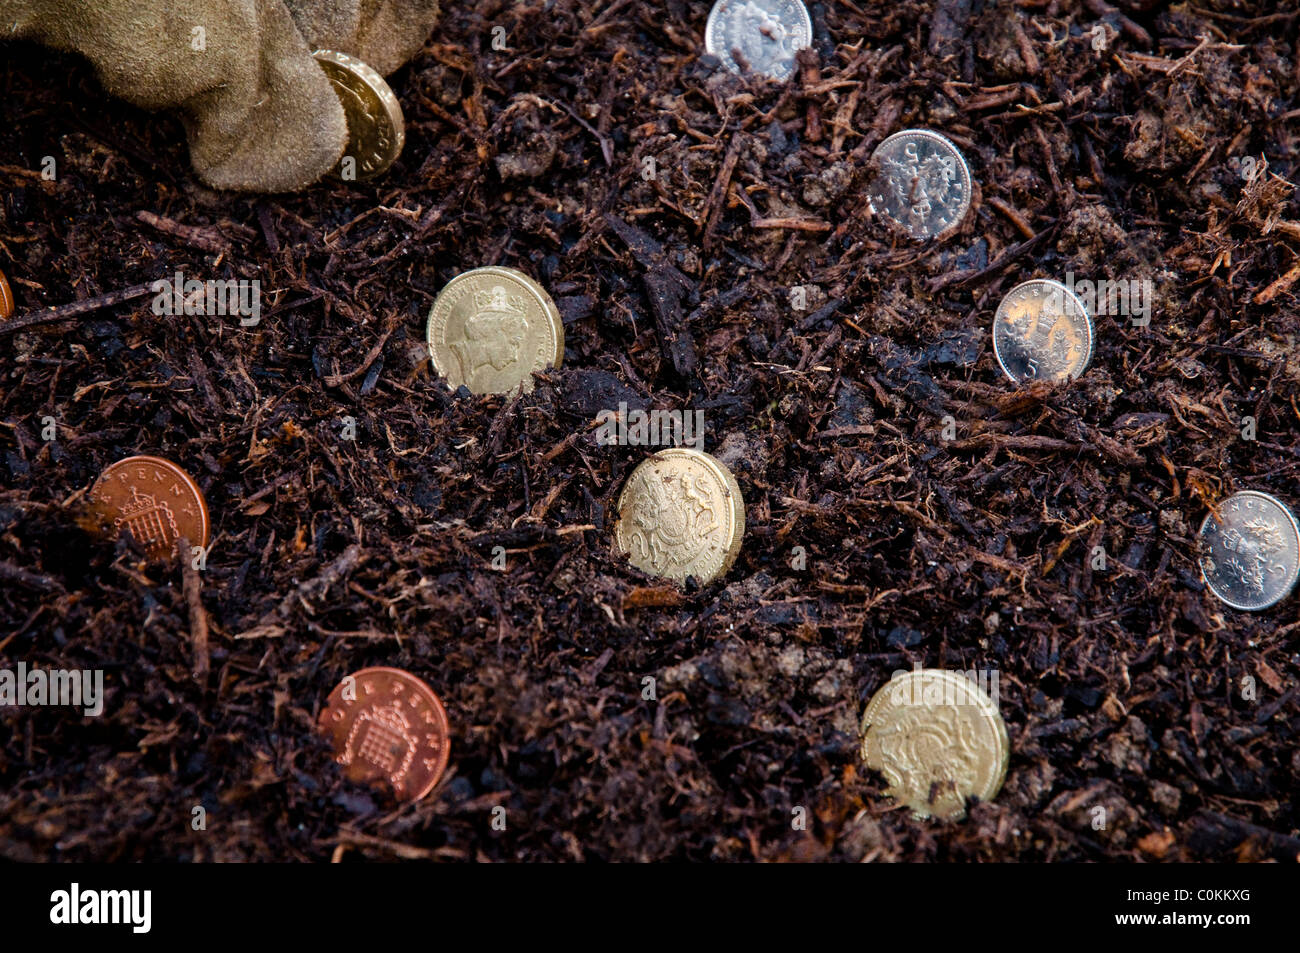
313,50,405,180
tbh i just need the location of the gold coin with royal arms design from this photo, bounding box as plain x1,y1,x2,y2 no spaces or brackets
313,49,405,180
86,455,210,560
613,448,744,586
860,668,1009,820
426,266,564,395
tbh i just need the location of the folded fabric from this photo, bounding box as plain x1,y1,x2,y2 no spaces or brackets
0,0,439,192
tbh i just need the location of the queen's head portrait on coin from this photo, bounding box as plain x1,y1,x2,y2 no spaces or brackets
427,266,564,395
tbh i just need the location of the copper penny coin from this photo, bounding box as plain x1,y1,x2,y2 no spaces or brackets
87,455,210,559
0,267,14,320
318,667,451,803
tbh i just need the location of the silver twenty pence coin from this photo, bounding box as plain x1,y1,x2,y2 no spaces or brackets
992,279,1095,383
868,129,972,240
704,0,813,82
1199,491,1300,611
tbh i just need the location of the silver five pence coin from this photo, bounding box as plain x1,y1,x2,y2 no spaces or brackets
1199,491,1300,611
704,0,813,82
992,279,1095,383
868,129,972,240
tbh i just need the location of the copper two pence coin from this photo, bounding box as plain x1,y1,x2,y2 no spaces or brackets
0,268,14,320
318,667,451,803
87,455,210,559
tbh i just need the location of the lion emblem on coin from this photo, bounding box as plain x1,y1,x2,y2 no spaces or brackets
876,702,991,816
621,467,721,579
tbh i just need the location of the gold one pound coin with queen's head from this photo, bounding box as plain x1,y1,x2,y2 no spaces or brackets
426,266,564,395
860,669,1009,820
613,448,744,586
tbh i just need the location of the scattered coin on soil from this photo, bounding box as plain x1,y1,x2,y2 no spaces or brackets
0,267,13,319
426,265,564,395
613,447,745,586
704,0,813,82
1198,490,1300,611
867,129,972,240
992,278,1094,384
86,455,210,560
860,669,1010,821
318,666,452,803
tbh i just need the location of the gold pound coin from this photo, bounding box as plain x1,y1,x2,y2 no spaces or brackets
426,266,564,395
860,669,1009,820
613,448,745,586
313,49,405,180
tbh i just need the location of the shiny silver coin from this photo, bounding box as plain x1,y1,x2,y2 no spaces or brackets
704,0,813,82
868,129,972,240
992,279,1094,383
1199,491,1300,611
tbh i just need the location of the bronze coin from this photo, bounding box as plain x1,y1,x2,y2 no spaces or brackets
86,455,210,560
318,667,451,803
0,267,13,320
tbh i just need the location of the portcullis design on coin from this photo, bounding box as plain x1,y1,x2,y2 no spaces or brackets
1198,491,1300,611
319,667,451,803
992,278,1094,383
860,669,1009,821
87,455,210,560
614,448,745,586
427,266,564,395
704,0,813,82
868,129,972,241
313,49,405,180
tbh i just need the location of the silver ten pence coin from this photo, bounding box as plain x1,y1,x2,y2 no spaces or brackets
704,0,812,82
992,279,1094,383
868,129,972,240
1199,491,1300,611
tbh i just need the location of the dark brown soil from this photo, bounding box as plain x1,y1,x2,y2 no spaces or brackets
2,0,1300,862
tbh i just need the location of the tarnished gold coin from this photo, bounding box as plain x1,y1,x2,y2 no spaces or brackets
992,278,1094,383
860,669,1009,820
613,448,744,586
313,49,405,180
426,266,564,395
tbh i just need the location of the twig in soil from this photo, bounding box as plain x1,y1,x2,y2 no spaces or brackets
0,282,156,337
136,210,231,256
927,225,1056,292
323,318,397,387
0,560,62,592
702,135,743,247
1083,0,1152,47
1252,258,1300,304
179,537,210,683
